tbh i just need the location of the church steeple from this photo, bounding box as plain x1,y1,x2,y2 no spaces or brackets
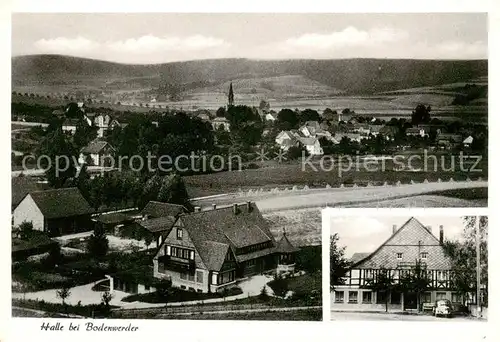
228,82,234,108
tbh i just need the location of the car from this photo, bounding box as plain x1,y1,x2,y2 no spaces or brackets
434,299,453,318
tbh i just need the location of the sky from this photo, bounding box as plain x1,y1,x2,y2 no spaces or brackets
329,215,470,258
11,13,488,64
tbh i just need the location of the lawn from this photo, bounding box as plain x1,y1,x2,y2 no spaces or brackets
162,308,322,321
121,287,243,303
426,187,488,200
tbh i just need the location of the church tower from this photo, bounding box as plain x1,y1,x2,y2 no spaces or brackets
227,82,234,108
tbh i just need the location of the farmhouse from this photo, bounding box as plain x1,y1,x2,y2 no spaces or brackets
153,202,298,293
211,117,231,132
11,177,45,211
13,187,94,237
79,140,115,166
92,114,121,138
332,218,457,312
62,118,81,134
406,127,430,138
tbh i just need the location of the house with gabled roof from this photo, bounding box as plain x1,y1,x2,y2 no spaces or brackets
79,140,115,166
152,202,298,293
13,187,94,236
332,217,456,312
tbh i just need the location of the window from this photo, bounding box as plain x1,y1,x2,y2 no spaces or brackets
422,292,432,303
334,291,344,303
348,291,358,304
189,251,195,260
177,228,183,240
180,285,186,290
188,272,195,282
362,292,372,304
396,253,403,259
180,272,187,280
390,291,401,304
211,273,218,285
196,271,204,284
420,252,428,259
197,289,203,293
165,245,171,256
451,293,461,303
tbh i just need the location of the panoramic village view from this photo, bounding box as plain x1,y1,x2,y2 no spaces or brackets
329,215,488,321
11,13,487,320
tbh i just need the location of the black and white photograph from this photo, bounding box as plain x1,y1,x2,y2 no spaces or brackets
328,210,488,321
8,11,489,324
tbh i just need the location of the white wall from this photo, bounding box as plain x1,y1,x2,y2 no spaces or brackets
13,195,45,231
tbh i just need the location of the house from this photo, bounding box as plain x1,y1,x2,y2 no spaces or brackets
332,218,457,312
463,135,474,148
406,127,430,138
436,133,463,149
13,188,94,236
152,202,298,293
212,117,231,132
11,177,45,211
275,130,301,146
299,121,322,137
333,133,363,143
265,113,278,122
140,201,190,247
79,140,115,166
298,137,323,155
378,126,399,140
62,118,80,134
368,125,385,137
93,114,121,138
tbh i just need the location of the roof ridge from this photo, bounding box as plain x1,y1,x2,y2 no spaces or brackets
31,187,77,194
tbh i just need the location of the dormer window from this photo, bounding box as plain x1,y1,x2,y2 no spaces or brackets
396,253,403,260
420,252,428,259
177,228,183,240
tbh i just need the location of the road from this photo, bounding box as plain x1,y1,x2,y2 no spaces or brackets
330,311,484,321
192,180,487,212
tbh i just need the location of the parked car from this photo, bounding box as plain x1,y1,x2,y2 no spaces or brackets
434,299,453,318
451,303,470,316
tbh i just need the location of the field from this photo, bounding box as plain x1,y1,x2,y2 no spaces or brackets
264,209,321,246
185,155,488,199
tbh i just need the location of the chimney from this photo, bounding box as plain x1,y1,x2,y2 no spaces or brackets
247,201,252,212
194,206,201,212
212,204,217,210
233,203,238,215
426,225,432,234
439,225,444,244
392,224,398,234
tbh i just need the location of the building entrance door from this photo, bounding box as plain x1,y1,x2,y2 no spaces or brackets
404,292,418,310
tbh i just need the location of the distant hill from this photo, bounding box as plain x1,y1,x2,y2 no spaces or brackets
12,54,488,95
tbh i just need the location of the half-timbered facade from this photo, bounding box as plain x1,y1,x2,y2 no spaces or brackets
153,202,298,293
332,217,458,312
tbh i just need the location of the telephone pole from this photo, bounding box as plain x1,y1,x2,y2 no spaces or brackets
475,216,481,318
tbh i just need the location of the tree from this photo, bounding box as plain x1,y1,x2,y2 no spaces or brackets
216,107,226,117
56,286,71,314
87,225,109,259
299,109,320,123
144,233,153,251
259,285,269,301
259,100,270,112
330,234,351,289
287,144,308,160
45,243,63,267
271,273,289,297
73,119,98,150
18,221,34,240
366,268,394,312
398,260,431,312
443,216,488,306
157,174,193,210
100,291,113,316
155,279,174,299
277,109,299,129
411,104,431,125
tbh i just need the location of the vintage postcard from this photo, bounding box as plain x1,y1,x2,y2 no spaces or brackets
5,8,492,341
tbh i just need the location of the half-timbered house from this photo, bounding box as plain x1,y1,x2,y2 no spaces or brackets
332,217,457,312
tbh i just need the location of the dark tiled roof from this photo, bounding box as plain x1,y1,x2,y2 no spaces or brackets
27,188,94,219
352,217,452,270
178,203,276,269
141,201,187,219
95,212,134,225
350,253,370,264
138,216,176,233
198,241,230,271
62,118,80,126
81,140,114,154
236,247,276,262
12,177,44,209
275,233,299,253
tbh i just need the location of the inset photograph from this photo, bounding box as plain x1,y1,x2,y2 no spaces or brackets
328,211,487,321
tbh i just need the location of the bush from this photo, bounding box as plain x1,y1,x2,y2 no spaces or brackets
121,286,242,303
